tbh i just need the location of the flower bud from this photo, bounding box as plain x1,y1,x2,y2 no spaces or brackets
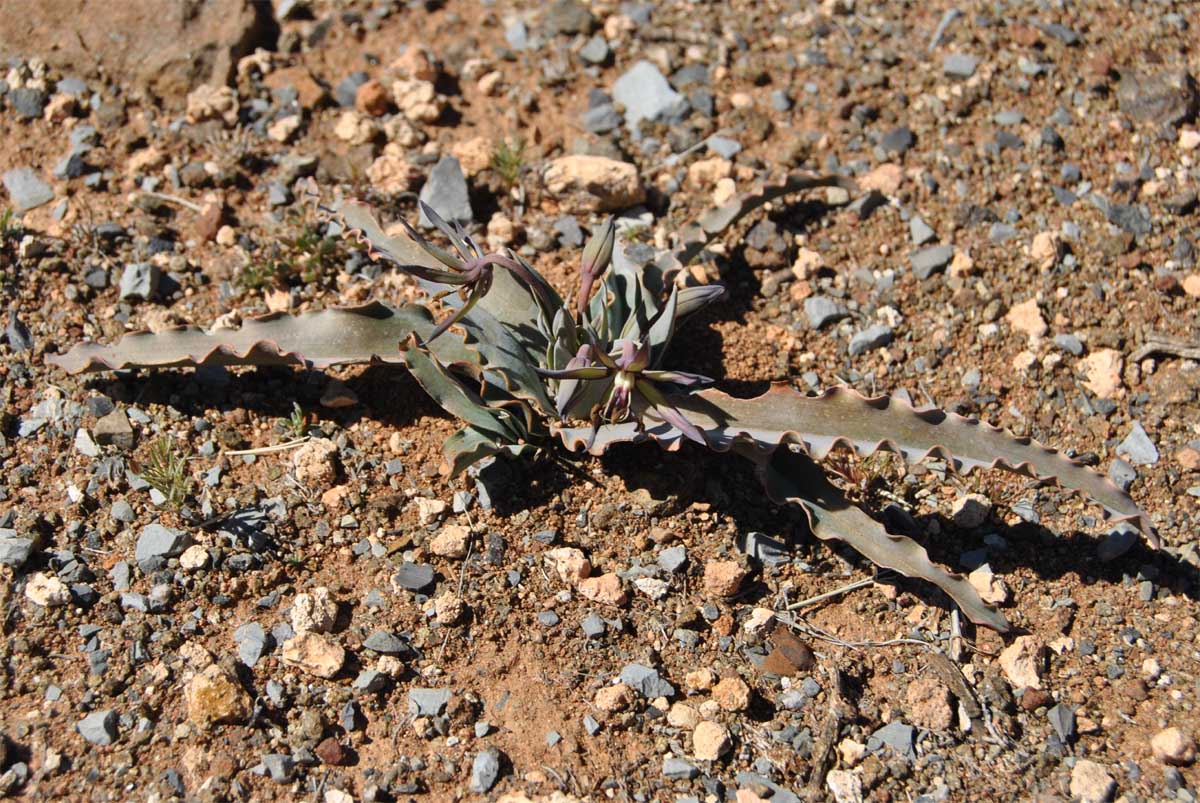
580,217,616,282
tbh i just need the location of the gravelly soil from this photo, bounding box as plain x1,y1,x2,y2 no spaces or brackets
1,1,1199,801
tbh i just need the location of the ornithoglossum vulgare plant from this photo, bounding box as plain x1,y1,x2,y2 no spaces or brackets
51,172,1158,632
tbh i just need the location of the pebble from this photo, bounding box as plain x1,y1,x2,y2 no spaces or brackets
620,663,675,698
1006,298,1047,341
804,296,849,330
581,613,606,638
692,720,731,761
867,721,914,759
848,325,893,356
703,560,747,597
118,262,160,302
880,126,915,155
289,587,336,635
469,748,502,793
543,155,645,213
3,167,54,212
661,756,700,782
1053,334,1084,356
234,622,269,666
1083,349,1124,398
999,636,1045,689
712,677,752,711
9,87,47,119
408,688,451,717
392,562,435,592
25,573,70,607
578,35,610,65
612,60,687,131
363,630,408,655
1116,69,1197,127
185,663,251,729
1152,727,1196,766
1070,759,1115,803
0,535,33,568
910,245,954,279
1098,526,1139,562
658,545,687,573
943,53,979,79
76,710,118,746
281,632,345,678
909,215,936,245
1116,422,1158,466
951,493,992,529
261,754,295,783
430,524,471,559
418,156,473,228
594,683,635,712
1048,703,1076,742
826,769,863,803
546,547,591,583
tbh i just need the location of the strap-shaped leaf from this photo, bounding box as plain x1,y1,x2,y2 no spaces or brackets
48,302,474,374
553,384,1156,540
442,426,504,477
399,338,522,443
748,441,1010,632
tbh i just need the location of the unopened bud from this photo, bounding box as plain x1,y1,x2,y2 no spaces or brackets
580,217,616,281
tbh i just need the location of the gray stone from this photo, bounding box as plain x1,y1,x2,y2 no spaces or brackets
804,296,849,330
135,524,191,573
9,87,47,119
2,167,54,213
475,721,491,738
581,612,606,638
537,610,560,626
613,60,687,131
1053,334,1084,356
505,20,530,50
849,325,894,356
770,89,792,111
619,663,675,698
663,756,699,780
56,76,89,96
867,720,914,759
418,156,472,229
119,262,160,301
53,152,87,180
1107,203,1151,238
658,545,688,574
578,35,610,65
1098,526,1139,563
77,710,118,745
1108,458,1137,492
989,223,1018,243
234,622,270,667
262,753,295,783
583,714,600,735
880,126,915,155
543,0,593,35
582,103,620,134
994,110,1025,126
352,669,387,693
267,182,291,207
5,312,32,352
909,215,936,245
94,409,134,450
334,72,368,108
408,688,451,717
363,630,408,655
910,245,955,279
943,53,978,79
1117,69,1197,127
1116,422,1158,466
707,136,741,159
0,536,33,568
1048,703,1076,741
392,562,435,591
470,748,502,793
553,216,584,247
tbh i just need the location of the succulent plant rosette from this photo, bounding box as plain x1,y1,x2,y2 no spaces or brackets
50,173,1157,632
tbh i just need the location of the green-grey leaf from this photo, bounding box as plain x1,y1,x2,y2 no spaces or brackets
48,301,471,374
399,340,522,443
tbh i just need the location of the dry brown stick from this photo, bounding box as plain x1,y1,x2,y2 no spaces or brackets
1130,335,1200,362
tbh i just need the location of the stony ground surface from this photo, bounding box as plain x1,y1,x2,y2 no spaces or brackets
2,1,1200,801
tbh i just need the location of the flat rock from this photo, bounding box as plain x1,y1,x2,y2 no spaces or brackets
1070,759,1115,803
135,524,191,573
620,663,676,698
999,635,1045,689
1117,422,1158,465
186,663,251,729
418,156,472,228
77,710,119,745
3,167,54,213
543,155,645,213
0,535,34,568
804,296,849,330
910,245,955,279
281,632,345,678
692,720,731,761
613,60,687,131
1117,69,1197,127
392,561,435,591
848,324,894,356
943,53,978,78
119,262,160,302
408,687,451,717
470,748,502,793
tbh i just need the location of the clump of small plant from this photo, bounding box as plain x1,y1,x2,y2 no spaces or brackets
52,172,1157,631
140,436,191,509
490,137,525,187
239,221,344,290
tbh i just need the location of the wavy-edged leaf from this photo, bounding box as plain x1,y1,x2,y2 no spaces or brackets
442,426,504,476
48,302,475,374
399,337,522,443
747,441,1010,632
553,384,1156,539
336,201,447,275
